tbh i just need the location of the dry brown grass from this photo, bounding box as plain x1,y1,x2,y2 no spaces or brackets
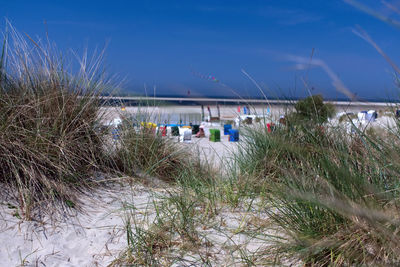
0,23,113,219
113,124,194,181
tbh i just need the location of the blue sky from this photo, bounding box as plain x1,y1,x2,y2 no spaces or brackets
3,0,400,100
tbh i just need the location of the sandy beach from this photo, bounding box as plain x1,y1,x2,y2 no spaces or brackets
1,103,398,266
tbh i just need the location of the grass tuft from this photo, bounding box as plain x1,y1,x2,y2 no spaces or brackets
234,117,400,265
0,23,112,219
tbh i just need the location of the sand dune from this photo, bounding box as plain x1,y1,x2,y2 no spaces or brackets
0,184,156,266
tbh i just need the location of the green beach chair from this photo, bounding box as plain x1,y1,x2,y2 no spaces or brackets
209,129,221,142
171,126,180,136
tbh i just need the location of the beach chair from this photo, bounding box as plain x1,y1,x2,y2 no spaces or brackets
192,125,200,134
183,129,192,142
244,117,253,125
112,128,120,140
159,126,167,136
171,126,180,136
366,110,377,122
195,127,205,138
224,124,232,135
267,123,275,133
358,111,368,122
229,129,239,142
209,129,221,142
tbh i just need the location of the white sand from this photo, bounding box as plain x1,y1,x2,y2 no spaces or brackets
0,131,246,266
0,184,156,266
182,127,239,166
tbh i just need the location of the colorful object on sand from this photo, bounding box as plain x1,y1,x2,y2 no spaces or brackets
223,124,232,135
141,122,157,129
112,128,120,140
183,130,192,141
228,129,239,142
209,129,221,142
192,125,200,134
267,123,275,133
171,126,180,136
195,127,205,138
160,126,167,136
366,110,377,122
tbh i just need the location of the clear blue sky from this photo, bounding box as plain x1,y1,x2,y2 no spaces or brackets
3,0,400,100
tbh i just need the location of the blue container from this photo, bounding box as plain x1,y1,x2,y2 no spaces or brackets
223,124,232,135
229,129,239,142
112,128,120,140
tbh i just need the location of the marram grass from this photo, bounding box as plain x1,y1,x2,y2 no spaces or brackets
0,23,113,219
235,117,400,266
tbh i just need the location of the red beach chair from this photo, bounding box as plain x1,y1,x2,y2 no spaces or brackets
195,127,205,138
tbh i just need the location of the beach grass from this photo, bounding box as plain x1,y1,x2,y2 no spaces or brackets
113,95,400,265
232,110,400,265
0,23,113,219
113,123,191,181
